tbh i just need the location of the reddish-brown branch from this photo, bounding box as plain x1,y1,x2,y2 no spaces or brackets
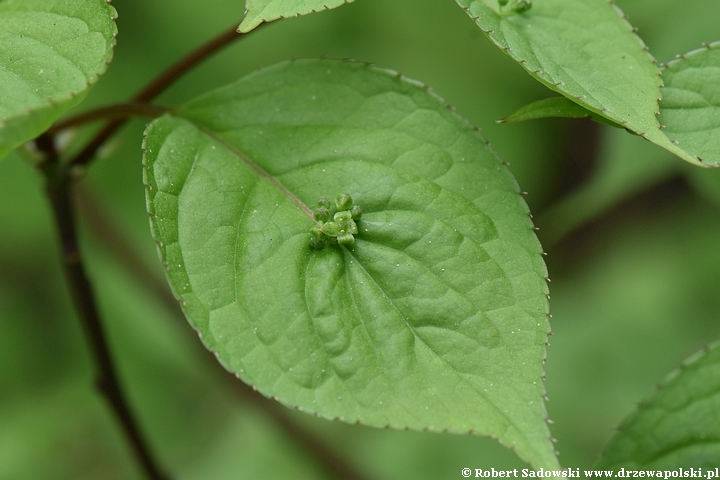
48,103,169,136
69,23,249,167
38,137,169,480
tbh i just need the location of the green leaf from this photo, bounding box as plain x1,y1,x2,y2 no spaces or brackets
597,341,720,469
0,0,117,161
238,0,354,33
499,97,623,128
658,42,720,166
455,0,711,167
143,59,557,469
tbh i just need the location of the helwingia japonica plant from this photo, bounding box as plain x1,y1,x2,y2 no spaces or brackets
142,58,556,469
2,0,720,477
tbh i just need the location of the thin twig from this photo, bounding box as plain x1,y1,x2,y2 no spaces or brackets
68,23,250,168
31,18,268,480
75,186,372,480
38,137,169,480
48,103,169,136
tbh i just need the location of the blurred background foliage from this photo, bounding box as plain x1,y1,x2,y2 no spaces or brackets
2,0,720,477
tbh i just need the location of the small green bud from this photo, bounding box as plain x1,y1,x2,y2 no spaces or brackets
334,210,352,223
350,205,362,220
512,0,531,13
309,237,326,249
310,224,324,239
498,0,509,5
337,233,355,245
317,196,331,210
313,207,330,222
335,193,353,212
309,223,331,248
320,221,340,237
334,210,357,236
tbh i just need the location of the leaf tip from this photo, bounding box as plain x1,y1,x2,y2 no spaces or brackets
237,13,260,33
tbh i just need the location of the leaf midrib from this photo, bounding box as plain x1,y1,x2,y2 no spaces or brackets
186,117,315,219
342,243,526,438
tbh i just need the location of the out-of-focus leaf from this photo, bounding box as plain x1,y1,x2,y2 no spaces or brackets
0,0,117,160
455,0,712,167
143,59,558,469
500,97,623,128
658,41,720,165
537,126,679,248
685,166,720,210
597,342,720,469
238,0,354,33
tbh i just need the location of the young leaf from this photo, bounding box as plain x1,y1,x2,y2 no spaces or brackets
455,0,713,167
499,97,623,128
0,0,117,160
597,341,720,469
658,42,720,166
143,59,557,469
238,0,354,33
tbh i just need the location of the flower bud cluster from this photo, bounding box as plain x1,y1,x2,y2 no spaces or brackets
309,194,363,249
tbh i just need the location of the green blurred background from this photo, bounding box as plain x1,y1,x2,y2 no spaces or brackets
2,0,720,477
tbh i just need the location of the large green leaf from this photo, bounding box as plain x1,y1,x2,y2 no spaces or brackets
238,0,354,33
455,0,712,167
597,341,720,469
658,42,720,165
0,0,117,161
143,59,557,469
